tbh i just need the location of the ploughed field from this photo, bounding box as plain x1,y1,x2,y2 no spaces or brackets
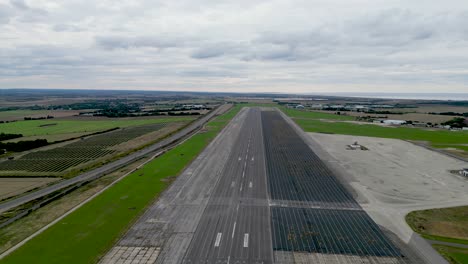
0,123,169,176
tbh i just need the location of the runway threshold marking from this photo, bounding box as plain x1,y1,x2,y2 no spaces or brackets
249,181,252,188
232,222,237,238
243,233,249,247
231,181,235,187
214,233,222,247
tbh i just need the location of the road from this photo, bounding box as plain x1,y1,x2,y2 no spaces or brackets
0,105,229,214
101,107,424,264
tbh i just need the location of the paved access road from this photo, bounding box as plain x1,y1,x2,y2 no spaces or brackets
0,105,229,214
102,107,423,264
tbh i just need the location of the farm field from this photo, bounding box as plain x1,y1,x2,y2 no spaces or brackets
0,110,83,122
0,178,60,201
0,122,186,177
0,105,241,264
343,111,457,123
0,157,149,256
279,106,355,120
0,117,194,138
3,132,90,143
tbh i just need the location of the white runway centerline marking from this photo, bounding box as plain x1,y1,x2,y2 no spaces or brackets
238,157,241,161
251,157,254,161
231,181,235,187
249,181,252,188
214,233,222,247
232,222,236,238
243,233,249,248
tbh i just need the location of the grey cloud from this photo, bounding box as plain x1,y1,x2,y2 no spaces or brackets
190,42,246,59
2,2,468,92
191,48,225,59
7,0,48,23
53,24,83,32
95,36,185,50
10,0,28,10
178,69,242,78
0,4,14,24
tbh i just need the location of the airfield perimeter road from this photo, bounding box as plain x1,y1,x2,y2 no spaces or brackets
102,107,422,264
0,105,229,214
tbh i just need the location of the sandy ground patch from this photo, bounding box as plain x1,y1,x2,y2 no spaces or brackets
307,132,468,243
0,178,60,200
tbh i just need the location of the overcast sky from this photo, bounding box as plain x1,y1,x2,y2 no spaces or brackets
1,0,468,93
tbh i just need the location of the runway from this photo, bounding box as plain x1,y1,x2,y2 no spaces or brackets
101,107,421,264
183,108,272,264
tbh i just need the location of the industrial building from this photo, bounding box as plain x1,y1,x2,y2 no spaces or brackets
461,168,468,177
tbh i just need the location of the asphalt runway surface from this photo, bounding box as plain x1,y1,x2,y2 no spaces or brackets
183,108,272,264
103,107,419,264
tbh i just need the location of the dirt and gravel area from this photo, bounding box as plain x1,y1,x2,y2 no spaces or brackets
306,132,468,245
0,178,60,201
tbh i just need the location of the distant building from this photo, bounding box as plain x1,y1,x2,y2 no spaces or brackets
330,105,344,109
295,104,305,109
461,168,468,177
463,127,468,131
310,104,323,109
412,122,427,127
383,120,406,125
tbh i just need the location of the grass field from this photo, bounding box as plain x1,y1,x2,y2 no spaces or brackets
0,106,240,264
0,117,194,138
291,118,468,149
279,106,355,121
279,106,468,151
433,245,468,264
434,145,468,152
0,110,51,119
406,206,468,243
0,158,148,256
406,206,468,263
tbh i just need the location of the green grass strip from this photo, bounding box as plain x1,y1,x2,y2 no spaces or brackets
0,106,240,264
423,234,468,246
433,244,468,264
